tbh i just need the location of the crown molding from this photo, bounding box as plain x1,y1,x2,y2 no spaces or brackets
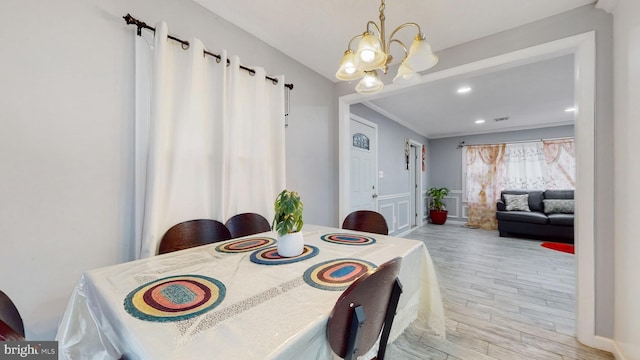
595,0,619,13
360,101,427,137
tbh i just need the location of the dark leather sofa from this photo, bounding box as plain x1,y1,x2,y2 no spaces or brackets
496,190,574,242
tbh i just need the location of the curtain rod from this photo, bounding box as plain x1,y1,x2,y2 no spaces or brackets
123,14,294,90
457,136,573,149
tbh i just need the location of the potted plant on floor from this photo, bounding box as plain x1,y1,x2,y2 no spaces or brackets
272,189,304,257
427,187,450,225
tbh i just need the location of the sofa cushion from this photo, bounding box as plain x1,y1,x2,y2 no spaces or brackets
543,199,574,214
548,213,574,226
502,190,544,212
504,194,530,211
544,190,574,200
496,211,548,224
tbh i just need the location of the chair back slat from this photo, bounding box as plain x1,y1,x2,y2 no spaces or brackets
0,290,24,340
158,219,232,254
342,210,389,235
326,257,402,359
225,213,271,238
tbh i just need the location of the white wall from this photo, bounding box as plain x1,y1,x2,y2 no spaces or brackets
612,0,640,358
0,0,336,339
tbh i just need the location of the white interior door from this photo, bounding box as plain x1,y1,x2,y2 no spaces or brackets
349,117,377,211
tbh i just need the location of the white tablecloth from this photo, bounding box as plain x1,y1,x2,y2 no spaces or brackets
55,225,445,360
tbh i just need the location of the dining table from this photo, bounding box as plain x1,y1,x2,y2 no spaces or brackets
55,224,445,360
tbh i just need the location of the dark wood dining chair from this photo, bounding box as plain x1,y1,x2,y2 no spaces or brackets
0,290,25,341
342,210,389,235
157,219,232,255
225,213,271,238
326,257,403,360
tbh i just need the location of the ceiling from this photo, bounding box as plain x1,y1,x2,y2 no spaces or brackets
193,0,594,137
363,54,576,138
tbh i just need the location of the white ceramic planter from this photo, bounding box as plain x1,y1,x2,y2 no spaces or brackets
277,232,304,257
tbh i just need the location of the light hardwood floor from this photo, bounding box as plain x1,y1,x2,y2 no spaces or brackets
386,223,613,360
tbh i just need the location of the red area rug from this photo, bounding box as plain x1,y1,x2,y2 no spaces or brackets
541,242,575,254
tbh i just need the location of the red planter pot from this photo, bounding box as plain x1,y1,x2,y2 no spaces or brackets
429,210,448,225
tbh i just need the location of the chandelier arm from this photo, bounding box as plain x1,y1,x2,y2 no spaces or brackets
388,39,409,60
346,33,364,50
386,22,422,53
365,20,382,37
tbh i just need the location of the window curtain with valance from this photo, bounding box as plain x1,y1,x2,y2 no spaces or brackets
464,144,506,230
464,139,575,230
134,22,285,259
543,138,576,189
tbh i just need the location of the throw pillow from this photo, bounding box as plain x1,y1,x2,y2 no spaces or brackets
543,199,574,214
504,194,530,212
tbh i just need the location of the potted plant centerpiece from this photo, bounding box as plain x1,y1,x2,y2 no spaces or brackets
272,189,304,257
427,187,450,225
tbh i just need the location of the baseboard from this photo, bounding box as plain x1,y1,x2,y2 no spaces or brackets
444,220,466,225
608,338,627,360
395,220,467,236
585,336,626,360
394,227,415,238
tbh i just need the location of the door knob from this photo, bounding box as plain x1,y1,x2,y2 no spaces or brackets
372,193,378,198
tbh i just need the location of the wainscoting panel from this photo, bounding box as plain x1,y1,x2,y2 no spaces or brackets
378,203,395,234
443,196,459,218
397,200,410,231
423,191,429,221
378,193,411,236
446,190,462,220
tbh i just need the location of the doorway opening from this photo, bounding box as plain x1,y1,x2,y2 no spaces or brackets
338,32,597,348
409,142,424,228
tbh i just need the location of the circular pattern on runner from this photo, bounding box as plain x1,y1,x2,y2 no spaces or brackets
320,233,377,246
303,258,377,291
215,237,276,253
250,245,319,265
124,275,225,322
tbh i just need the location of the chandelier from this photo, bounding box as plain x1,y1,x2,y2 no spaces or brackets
336,0,438,94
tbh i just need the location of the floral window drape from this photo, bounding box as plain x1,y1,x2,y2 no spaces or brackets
543,139,576,189
465,144,505,230
464,138,575,230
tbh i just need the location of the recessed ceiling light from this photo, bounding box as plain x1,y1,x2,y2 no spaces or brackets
457,86,472,94
565,107,576,112
475,119,485,124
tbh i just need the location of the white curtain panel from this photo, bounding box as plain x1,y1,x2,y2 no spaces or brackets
220,56,286,222
134,22,285,259
502,142,547,190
